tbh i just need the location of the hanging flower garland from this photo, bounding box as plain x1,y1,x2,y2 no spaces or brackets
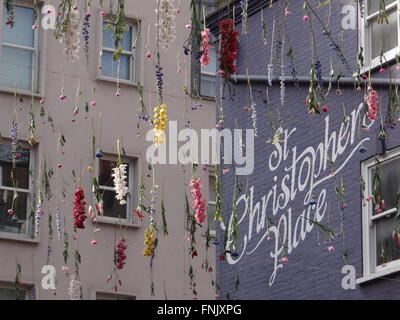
115,238,127,269
58,6,81,62
112,140,128,204
155,0,176,49
68,274,81,300
10,121,18,167
365,84,379,121
240,0,249,35
152,103,168,146
267,18,276,86
5,0,15,28
189,174,206,225
143,226,156,257
34,198,44,238
82,3,91,64
200,28,211,67
217,19,239,79
73,186,87,229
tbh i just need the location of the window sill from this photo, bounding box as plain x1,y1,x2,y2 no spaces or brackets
200,95,216,101
356,265,400,285
96,75,138,88
94,217,141,229
0,233,39,244
357,47,399,76
0,87,41,98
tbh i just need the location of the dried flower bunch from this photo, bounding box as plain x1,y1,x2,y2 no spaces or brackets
143,226,155,257
156,0,176,49
112,164,128,204
218,19,239,78
73,186,87,229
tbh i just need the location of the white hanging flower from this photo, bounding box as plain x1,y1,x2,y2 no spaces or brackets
280,65,286,107
112,164,128,205
60,8,81,62
267,64,273,86
156,0,176,49
68,274,81,300
250,103,257,137
55,206,62,240
34,202,44,238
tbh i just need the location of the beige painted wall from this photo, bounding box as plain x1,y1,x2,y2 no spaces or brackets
0,0,216,300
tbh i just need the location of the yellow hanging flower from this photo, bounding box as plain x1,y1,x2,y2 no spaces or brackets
143,226,155,257
153,104,168,145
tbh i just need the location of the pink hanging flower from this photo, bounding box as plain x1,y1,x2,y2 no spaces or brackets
73,186,87,229
327,246,335,252
115,238,127,270
365,85,379,121
199,28,210,67
189,178,206,224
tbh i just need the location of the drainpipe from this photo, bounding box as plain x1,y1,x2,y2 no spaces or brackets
231,75,400,87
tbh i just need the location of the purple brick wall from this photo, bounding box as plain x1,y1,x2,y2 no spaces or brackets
212,0,400,299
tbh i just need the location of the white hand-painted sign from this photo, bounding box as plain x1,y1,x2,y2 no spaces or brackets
221,103,374,286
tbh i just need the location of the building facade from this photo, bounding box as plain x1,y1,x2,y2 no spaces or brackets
209,0,400,299
0,0,217,300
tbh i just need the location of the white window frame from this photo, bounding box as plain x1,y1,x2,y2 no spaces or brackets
359,147,400,284
98,14,138,85
0,1,39,93
0,140,34,239
358,0,400,72
92,289,137,300
0,281,34,300
95,155,139,226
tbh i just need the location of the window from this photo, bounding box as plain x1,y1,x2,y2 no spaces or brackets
97,156,137,223
0,282,32,300
359,0,399,69
201,45,217,98
0,142,33,237
96,291,136,300
0,3,39,92
361,148,400,281
208,174,217,236
100,17,138,83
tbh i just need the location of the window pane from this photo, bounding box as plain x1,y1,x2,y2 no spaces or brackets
0,190,29,235
372,158,400,213
201,47,217,74
0,287,26,300
101,52,131,80
103,23,132,51
201,74,216,97
0,144,30,189
102,189,127,219
207,202,216,232
376,215,400,266
368,0,396,15
0,46,33,91
2,5,34,47
209,175,216,202
370,9,398,60
98,160,129,188
96,292,135,300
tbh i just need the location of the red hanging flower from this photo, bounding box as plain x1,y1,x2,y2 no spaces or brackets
115,238,127,270
365,85,379,121
218,19,239,78
73,186,87,229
